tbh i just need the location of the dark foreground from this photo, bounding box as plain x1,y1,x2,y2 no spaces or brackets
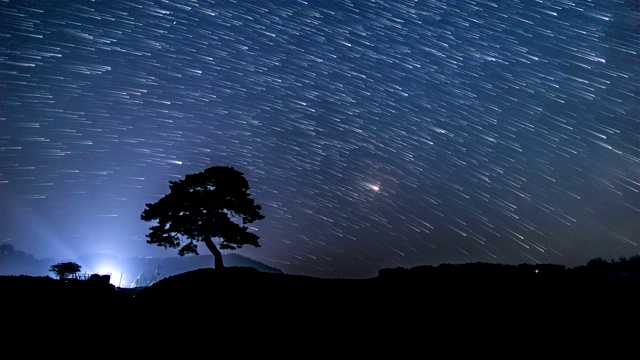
2,262,639,352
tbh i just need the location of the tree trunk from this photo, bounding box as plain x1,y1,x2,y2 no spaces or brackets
203,234,225,269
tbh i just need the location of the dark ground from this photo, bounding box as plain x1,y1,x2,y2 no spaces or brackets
2,261,639,354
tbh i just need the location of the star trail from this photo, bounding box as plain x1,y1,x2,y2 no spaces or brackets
1,0,638,278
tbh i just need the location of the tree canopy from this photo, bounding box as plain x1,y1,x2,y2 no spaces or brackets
49,261,82,279
140,166,265,269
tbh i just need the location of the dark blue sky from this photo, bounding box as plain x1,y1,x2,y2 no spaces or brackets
1,0,638,278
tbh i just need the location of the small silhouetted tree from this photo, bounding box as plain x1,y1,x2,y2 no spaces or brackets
141,166,265,270
49,261,82,279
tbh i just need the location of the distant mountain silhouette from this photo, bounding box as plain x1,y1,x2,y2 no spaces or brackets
0,246,283,286
0,244,54,276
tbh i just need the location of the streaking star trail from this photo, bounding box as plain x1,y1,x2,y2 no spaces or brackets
0,0,638,278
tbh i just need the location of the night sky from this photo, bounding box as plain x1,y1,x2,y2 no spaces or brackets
1,0,638,279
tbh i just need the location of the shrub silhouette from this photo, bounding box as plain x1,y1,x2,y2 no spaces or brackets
49,261,81,280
